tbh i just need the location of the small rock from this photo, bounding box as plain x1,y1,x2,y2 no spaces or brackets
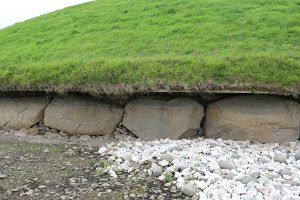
28,127,40,136
108,169,118,178
282,180,298,186
225,172,236,180
258,157,269,163
240,176,258,184
219,160,234,170
159,153,175,163
0,173,8,179
209,160,220,171
250,172,261,179
98,147,108,154
6,190,12,195
59,131,69,137
90,183,99,189
168,145,182,152
158,160,169,167
152,165,163,177
79,135,91,142
157,195,165,200
42,148,49,153
294,153,300,161
182,182,197,197
208,142,217,148
231,153,241,159
274,154,287,163
281,170,292,176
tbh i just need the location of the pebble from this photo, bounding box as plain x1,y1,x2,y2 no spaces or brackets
282,180,298,186
152,165,163,177
219,160,234,170
157,195,165,200
168,145,182,152
281,169,292,176
258,157,269,163
225,172,236,180
240,176,258,184
274,154,287,163
159,153,174,163
231,153,241,159
28,127,40,136
209,160,220,171
0,173,8,179
97,137,300,199
182,182,197,197
250,172,261,179
294,153,300,161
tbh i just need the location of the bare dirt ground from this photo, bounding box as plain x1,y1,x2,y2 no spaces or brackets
0,135,187,200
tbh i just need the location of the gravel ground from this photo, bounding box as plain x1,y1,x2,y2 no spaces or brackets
0,130,300,199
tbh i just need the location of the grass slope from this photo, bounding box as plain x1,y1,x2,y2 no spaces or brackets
0,0,299,93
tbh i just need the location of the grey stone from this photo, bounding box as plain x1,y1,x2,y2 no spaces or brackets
0,173,8,179
44,96,123,136
123,98,204,140
159,153,175,163
90,183,99,189
294,153,300,161
204,96,300,143
152,165,163,177
282,180,299,186
157,195,165,200
208,142,217,148
28,127,40,136
219,160,234,170
168,145,182,152
231,153,241,159
250,172,261,179
226,172,237,180
0,98,48,130
274,154,287,163
274,185,283,191
281,170,292,176
182,182,197,197
240,176,258,184
258,157,269,163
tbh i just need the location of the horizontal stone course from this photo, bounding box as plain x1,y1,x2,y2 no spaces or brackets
0,95,299,143
204,95,300,143
44,96,123,136
123,98,204,140
0,97,49,130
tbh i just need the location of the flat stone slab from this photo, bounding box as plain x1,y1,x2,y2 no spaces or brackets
0,97,49,130
123,98,204,140
204,95,300,143
44,97,123,136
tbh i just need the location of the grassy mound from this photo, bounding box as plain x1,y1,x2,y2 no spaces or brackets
0,0,299,93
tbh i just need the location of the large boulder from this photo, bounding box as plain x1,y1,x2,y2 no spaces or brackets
44,96,123,136
204,96,300,143
0,97,49,130
123,98,204,140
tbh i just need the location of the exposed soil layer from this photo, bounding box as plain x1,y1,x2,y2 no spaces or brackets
0,83,299,98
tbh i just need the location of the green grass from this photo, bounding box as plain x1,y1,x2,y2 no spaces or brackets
0,0,299,92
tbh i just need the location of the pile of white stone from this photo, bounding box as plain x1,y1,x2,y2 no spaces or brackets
99,137,300,200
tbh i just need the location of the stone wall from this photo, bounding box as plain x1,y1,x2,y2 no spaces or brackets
0,95,299,143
